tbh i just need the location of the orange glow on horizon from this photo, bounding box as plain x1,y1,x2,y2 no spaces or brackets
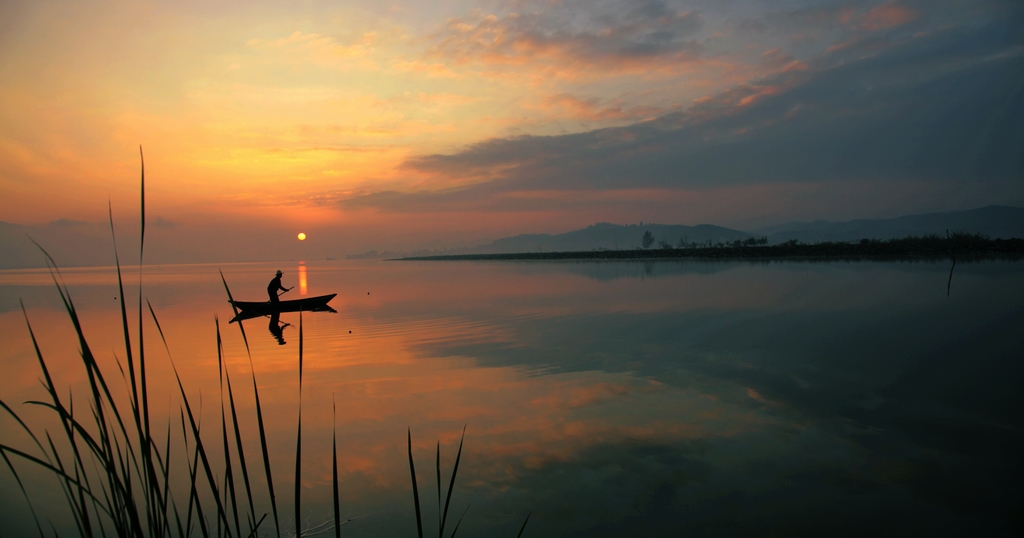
0,0,791,230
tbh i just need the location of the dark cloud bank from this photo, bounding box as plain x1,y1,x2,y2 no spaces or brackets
345,7,1024,214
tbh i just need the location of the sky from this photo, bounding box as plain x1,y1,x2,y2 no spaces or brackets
1,0,1022,259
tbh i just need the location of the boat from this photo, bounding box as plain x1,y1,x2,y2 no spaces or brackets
229,294,337,323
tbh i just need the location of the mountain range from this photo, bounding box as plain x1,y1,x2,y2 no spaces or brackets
446,223,752,255
413,205,1024,257
0,219,116,270
3,206,1022,269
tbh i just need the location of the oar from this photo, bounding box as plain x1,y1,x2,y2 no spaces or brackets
259,287,293,313
236,287,293,305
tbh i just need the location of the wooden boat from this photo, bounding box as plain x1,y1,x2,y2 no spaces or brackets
229,294,337,322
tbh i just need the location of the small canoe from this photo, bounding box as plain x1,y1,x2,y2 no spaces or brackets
229,294,337,322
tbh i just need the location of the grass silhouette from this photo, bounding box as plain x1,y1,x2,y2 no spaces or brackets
0,149,530,537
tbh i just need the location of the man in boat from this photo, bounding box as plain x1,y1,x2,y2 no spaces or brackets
267,270,292,303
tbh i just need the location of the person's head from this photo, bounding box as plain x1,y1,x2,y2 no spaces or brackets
276,270,283,276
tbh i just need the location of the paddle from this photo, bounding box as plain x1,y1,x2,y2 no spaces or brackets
256,287,294,319
253,287,292,310
267,287,293,304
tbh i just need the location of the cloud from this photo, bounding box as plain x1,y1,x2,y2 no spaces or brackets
246,30,376,63
859,2,919,31
426,0,704,76
762,48,809,72
527,93,667,123
343,16,1024,213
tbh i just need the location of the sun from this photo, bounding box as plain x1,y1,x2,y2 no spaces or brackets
297,232,307,241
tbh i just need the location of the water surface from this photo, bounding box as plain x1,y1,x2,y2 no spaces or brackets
1,259,1021,536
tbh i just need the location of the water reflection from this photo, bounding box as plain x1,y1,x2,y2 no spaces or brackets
228,302,337,324
268,312,290,345
299,261,308,296
0,259,1020,536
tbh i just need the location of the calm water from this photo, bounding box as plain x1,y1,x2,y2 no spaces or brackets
1,259,1021,536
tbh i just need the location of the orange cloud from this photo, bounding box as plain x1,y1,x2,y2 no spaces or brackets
736,85,783,107
860,3,918,31
540,94,629,121
426,9,705,80
527,94,666,123
762,49,808,73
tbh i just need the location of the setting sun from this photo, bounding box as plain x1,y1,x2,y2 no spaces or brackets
297,232,307,241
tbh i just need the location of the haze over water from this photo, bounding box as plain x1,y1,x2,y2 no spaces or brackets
1,258,1021,536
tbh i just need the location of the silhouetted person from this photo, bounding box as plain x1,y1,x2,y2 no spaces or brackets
268,270,291,302
268,312,289,345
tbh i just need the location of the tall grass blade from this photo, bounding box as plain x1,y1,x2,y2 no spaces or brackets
170,349,235,537
0,398,48,455
947,258,956,296
219,271,251,359
159,421,174,537
448,504,470,538
20,297,105,537
221,270,281,538
294,310,304,537
436,442,441,538
332,395,340,538
440,426,466,538
217,318,243,538
0,444,108,511
107,202,140,429
111,185,159,536
251,363,279,538
137,147,157,536
44,431,88,538
0,398,67,536
98,205,153,532
245,514,268,538
39,233,152,537
224,358,256,536
0,446,46,538
408,428,424,538
182,410,209,538
515,512,531,538
145,299,177,536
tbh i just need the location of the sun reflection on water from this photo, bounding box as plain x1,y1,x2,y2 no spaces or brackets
1,259,1022,536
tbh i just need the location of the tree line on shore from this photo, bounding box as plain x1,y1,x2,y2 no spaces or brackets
402,231,1023,261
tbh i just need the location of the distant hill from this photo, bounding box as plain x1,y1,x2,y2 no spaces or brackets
754,206,1024,244
0,220,116,269
452,223,753,255
7,206,1022,268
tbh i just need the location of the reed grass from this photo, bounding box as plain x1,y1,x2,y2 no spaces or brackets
332,396,340,538
0,149,530,538
294,311,303,538
221,270,281,538
406,425,528,538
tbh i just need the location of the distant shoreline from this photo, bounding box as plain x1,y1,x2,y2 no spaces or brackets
395,237,1024,262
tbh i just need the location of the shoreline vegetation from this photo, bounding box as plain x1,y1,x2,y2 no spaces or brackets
395,234,1024,262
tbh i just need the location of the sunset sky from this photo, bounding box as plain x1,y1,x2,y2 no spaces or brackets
1,0,1022,259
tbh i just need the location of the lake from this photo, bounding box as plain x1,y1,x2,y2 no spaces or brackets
1,259,1021,537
